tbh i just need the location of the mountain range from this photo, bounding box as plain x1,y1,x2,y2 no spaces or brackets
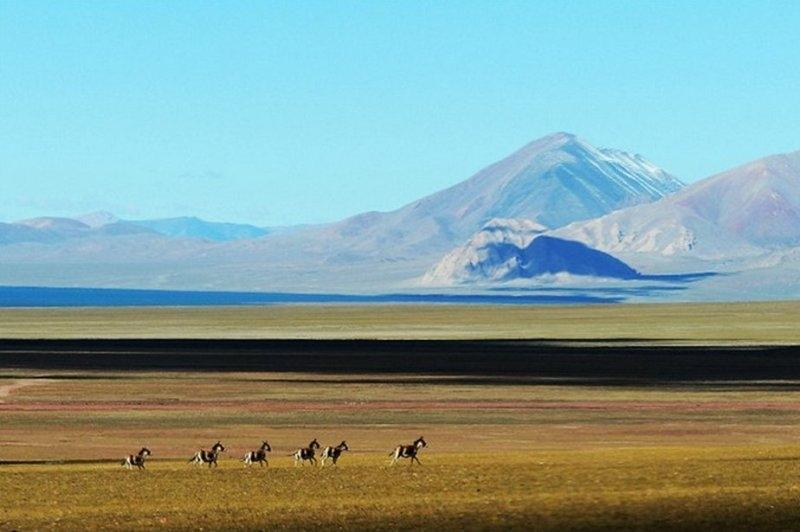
554,149,800,261
286,132,683,260
0,214,269,244
1,133,798,301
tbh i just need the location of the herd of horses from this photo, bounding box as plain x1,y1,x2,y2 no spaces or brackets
123,436,427,470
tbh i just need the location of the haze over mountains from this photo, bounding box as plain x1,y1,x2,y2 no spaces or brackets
1,132,798,301
0,214,269,244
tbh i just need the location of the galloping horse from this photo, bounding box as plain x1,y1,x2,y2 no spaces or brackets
320,441,349,467
390,436,427,465
292,438,320,466
122,447,151,470
243,441,272,467
189,441,226,467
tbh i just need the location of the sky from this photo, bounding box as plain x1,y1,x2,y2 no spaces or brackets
1,1,799,227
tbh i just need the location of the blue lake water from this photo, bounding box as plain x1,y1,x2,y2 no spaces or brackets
0,285,623,307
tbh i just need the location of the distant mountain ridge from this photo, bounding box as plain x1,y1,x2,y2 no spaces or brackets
0,132,685,291
1,132,681,254
128,217,269,242
300,132,684,259
0,213,269,244
0,216,156,245
6,132,799,302
554,149,800,260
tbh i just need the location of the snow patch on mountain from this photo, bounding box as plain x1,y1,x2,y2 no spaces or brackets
15,217,90,233
0,133,682,291
296,132,684,261
76,211,120,228
554,150,800,260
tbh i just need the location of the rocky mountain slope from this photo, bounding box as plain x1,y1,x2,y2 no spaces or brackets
553,150,800,260
423,219,639,285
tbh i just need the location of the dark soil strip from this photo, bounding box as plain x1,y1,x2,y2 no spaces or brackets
0,339,799,384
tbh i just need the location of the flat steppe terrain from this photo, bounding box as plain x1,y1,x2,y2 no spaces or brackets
4,370,800,529
2,301,800,529
0,300,797,343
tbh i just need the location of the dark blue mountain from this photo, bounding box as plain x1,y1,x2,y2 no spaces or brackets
424,220,640,284
516,236,639,279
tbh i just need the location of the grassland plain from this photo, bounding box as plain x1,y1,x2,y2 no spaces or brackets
0,300,797,343
6,448,800,530
4,369,800,529
2,302,800,529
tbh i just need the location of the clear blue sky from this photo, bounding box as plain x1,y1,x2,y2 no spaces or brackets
2,1,799,226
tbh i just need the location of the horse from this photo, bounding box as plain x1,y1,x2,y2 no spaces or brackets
390,436,426,465
292,438,320,466
122,447,151,470
320,441,349,467
189,441,226,467
243,441,272,467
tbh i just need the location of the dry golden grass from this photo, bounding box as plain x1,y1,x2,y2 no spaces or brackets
0,300,798,342
5,447,800,530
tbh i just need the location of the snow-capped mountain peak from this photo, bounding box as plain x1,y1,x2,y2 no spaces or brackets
321,132,683,260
